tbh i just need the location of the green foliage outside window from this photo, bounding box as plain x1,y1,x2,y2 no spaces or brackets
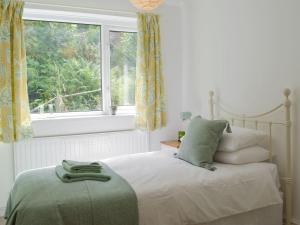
25,20,137,114
110,31,137,106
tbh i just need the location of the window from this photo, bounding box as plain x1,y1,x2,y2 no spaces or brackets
24,9,137,117
26,20,102,114
110,31,137,107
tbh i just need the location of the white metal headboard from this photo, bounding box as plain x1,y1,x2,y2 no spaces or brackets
208,89,293,225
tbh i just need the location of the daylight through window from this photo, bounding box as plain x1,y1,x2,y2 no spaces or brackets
25,18,137,116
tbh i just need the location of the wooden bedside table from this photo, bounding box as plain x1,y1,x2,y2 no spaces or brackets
160,140,180,153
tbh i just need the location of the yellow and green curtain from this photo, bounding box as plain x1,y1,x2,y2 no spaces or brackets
135,13,166,131
0,0,32,143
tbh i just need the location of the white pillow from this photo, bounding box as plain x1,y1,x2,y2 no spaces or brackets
214,146,270,165
218,126,268,152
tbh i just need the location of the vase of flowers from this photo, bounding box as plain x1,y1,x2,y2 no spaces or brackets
111,106,117,115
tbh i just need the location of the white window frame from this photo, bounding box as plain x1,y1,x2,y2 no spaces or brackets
23,8,137,120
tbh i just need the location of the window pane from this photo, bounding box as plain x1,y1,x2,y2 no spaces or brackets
25,20,102,114
110,31,137,106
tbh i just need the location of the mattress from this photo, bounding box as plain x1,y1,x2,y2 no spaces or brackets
104,150,282,225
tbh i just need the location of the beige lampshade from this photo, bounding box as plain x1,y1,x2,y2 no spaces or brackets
130,0,164,11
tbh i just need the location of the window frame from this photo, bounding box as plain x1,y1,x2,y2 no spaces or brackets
23,8,137,120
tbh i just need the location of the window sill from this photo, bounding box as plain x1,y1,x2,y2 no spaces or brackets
31,113,135,122
31,113,136,137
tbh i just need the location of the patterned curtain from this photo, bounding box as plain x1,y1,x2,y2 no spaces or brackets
0,0,33,143
135,13,166,131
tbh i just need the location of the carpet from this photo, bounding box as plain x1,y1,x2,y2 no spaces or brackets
0,217,5,225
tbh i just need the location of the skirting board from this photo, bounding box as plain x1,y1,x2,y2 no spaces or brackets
0,207,5,217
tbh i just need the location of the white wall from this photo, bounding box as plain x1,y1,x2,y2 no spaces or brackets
0,0,183,214
182,0,300,222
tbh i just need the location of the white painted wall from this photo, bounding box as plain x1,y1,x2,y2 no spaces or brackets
182,0,300,222
0,0,183,215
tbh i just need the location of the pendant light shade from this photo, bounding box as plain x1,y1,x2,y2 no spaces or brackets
130,0,164,11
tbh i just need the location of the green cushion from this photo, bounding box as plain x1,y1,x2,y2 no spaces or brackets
178,116,229,170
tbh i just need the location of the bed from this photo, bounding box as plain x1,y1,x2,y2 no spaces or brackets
4,89,293,225
105,150,283,225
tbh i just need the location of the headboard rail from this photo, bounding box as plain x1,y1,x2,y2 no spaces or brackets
209,90,287,120
208,89,293,225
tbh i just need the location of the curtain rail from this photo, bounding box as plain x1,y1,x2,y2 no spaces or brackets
24,1,137,17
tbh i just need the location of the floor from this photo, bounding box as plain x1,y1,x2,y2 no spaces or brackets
0,217,5,225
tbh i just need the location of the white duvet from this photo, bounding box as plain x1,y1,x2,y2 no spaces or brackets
104,150,282,225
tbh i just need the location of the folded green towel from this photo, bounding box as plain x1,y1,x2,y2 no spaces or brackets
55,166,111,183
62,160,102,173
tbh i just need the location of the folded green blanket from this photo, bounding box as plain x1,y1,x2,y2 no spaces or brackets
6,163,138,225
62,160,102,173
56,166,111,183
